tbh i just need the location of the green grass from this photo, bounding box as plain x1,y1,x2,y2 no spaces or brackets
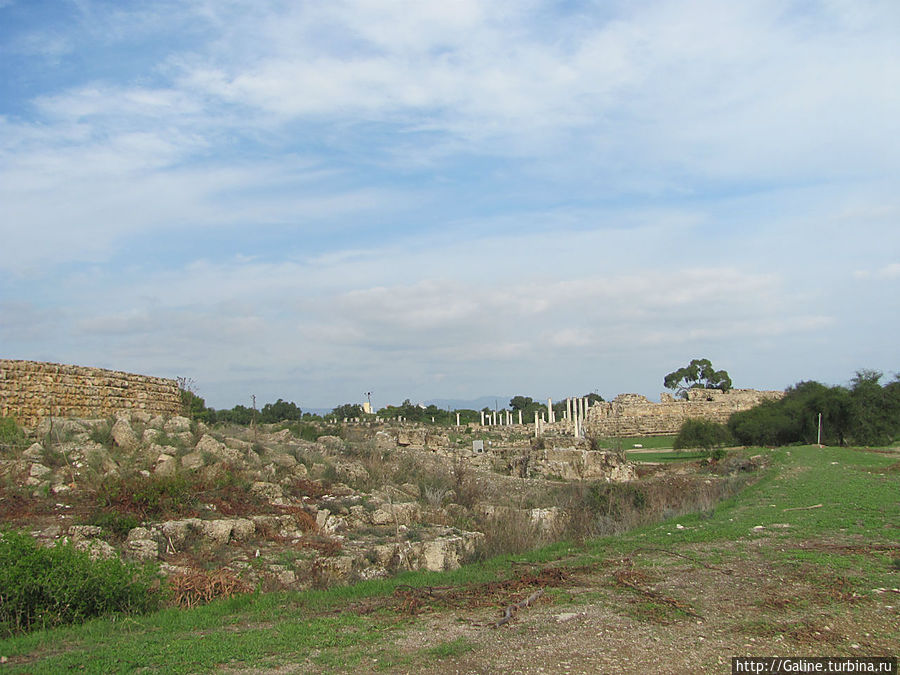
625,449,706,462
619,435,675,450
2,444,897,673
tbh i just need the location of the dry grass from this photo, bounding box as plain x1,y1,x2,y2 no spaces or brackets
167,569,254,608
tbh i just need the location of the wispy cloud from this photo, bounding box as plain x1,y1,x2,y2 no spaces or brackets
1,0,898,407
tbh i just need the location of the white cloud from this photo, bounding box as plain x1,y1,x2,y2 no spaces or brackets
854,263,900,280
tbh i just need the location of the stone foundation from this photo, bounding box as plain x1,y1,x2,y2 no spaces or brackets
585,388,784,438
0,359,182,428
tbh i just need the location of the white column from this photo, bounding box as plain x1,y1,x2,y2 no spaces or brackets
566,397,572,422
518,410,523,425
534,410,539,437
456,412,460,426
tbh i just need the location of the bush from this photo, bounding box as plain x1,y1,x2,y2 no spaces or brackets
0,529,160,636
0,416,25,454
86,510,142,540
96,472,198,518
674,419,732,453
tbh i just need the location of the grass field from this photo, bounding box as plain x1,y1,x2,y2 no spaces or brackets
2,445,898,673
625,449,706,462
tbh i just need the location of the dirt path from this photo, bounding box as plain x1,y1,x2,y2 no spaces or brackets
356,540,899,674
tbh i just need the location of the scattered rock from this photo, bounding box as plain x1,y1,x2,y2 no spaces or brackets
111,418,139,450
164,416,192,434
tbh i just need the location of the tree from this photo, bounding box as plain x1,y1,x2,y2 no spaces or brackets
848,370,898,446
259,399,303,424
509,396,534,411
664,358,732,398
331,403,363,420
673,418,732,455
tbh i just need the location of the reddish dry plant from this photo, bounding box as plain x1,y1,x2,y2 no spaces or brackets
275,505,318,532
299,534,342,556
168,569,253,608
290,478,328,499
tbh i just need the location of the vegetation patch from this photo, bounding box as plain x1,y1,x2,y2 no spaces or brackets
0,529,160,637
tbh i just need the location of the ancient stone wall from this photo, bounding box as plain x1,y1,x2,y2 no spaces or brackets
584,388,784,438
0,359,182,428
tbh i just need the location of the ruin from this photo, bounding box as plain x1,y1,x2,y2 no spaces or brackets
584,388,785,438
0,359,182,428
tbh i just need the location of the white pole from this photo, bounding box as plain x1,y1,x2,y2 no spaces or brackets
817,413,822,445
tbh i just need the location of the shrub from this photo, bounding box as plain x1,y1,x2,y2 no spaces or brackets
0,416,25,454
673,419,732,453
0,529,160,636
86,510,142,540
96,472,198,518
88,421,115,448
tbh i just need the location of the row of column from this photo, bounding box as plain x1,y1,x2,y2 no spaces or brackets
479,410,525,426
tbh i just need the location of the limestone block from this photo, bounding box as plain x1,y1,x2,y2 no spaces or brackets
334,461,369,484
374,431,395,451
126,538,159,561
201,520,235,545
425,434,449,450
73,538,117,560
400,483,421,499
154,453,178,477
29,463,51,478
397,429,426,447
142,428,161,444
160,519,202,549
316,435,344,453
111,418,138,450
315,555,354,583
196,434,242,462
418,535,479,571
250,481,284,502
224,437,252,451
22,443,44,460
164,416,192,434
70,525,104,539
264,451,298,469
181,451,206,470
230,518,255,541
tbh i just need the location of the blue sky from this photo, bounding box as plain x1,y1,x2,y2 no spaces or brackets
1,0,898,411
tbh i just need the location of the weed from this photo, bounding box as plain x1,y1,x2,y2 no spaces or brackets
0,529,160,636
0,417,26,455
88,421,114,449
95,472,199,519
86,511,141,540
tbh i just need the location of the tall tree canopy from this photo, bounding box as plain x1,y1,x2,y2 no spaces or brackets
664,358,732,398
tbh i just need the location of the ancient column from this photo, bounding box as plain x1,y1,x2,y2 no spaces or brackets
518,410,523,425
456,412,460,426
480,411,485,426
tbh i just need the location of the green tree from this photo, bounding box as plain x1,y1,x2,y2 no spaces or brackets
259,399,303,423
664,358,732,398
848,370,898,446
673,418,733,454
332,403,363,420
509,396,534,411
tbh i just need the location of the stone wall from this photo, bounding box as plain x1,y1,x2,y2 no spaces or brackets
0,359,182,428
584,388,784,438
